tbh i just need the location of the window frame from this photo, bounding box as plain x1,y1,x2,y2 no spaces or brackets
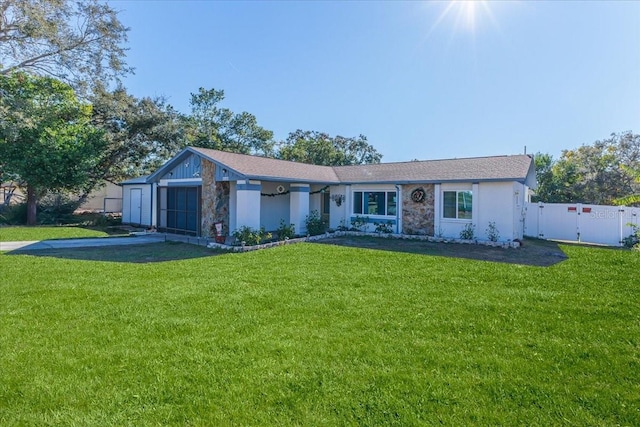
352,190,397,217
442,190,473,220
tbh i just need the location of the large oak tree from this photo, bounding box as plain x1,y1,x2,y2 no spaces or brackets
0,72,106,224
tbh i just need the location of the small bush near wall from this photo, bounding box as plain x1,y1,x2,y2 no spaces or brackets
276,219,296,240
486,221,500,242
622,224,639,250
460,223,476,240
350,215,368,231
232,226,273,246
305,210,326,236
374,221,393,234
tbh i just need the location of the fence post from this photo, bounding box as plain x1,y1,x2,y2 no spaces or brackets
538,201,544,238
618,206,625,246
576,203,582,242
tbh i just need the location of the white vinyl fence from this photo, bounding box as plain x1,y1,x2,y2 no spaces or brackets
524,202,639,246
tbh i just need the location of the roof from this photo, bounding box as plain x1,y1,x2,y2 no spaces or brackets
189,147,340,183
120,175,150,185
333,155,535,184
147,147,536,186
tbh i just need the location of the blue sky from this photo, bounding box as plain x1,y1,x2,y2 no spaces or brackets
114,1,640,162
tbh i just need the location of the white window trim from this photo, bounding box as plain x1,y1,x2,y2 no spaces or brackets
352,190,398,217
441,189,473,221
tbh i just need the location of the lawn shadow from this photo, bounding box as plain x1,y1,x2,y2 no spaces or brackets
312,236,570,267
6,242,223,263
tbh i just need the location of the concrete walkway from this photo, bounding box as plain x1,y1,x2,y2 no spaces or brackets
0,234,167,252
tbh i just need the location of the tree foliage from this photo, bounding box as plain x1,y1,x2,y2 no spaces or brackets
90,84,182,183
0,72,106,224
534,132,640,205
183,88,274,156
277,130,382,166
0,0,130,93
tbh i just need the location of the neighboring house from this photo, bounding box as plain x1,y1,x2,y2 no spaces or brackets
120,147,536,242
77,181,123,213
1,181,122,213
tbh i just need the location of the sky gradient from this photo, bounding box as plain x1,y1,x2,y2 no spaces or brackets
114,1,640,162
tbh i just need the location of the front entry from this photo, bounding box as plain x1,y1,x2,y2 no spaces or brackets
158,186,201,236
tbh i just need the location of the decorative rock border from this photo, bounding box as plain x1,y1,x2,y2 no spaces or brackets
206,231,520,252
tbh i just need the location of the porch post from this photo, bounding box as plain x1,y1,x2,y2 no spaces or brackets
236,180,262,230
290,183,310,234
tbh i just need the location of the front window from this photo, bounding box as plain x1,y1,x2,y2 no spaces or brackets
443,190,472,220
353,191,397,216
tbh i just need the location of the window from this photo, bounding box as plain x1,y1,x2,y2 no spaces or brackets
353,191,397,216
443,190,472,220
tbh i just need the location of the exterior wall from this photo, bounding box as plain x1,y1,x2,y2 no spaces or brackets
260,182,290,231
476,181,517,241
201,159,230,238
236,180,262,230
401,184,435,235
79,181,122,212
309,184,324,216
513,182,526,240
121,184,153,226
328,185,348,230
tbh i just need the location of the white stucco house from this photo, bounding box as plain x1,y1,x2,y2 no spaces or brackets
121,147,536,242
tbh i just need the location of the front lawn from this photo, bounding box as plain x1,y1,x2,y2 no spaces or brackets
0,225,109,241
0,242,638,425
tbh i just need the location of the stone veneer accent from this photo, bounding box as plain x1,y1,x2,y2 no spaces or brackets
401,184,435,235
201,159,230,238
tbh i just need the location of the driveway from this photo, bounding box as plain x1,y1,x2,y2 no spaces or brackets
0,235,167,252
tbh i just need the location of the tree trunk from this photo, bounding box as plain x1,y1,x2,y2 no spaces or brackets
27,186,37,226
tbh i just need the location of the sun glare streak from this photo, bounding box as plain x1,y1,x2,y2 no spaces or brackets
426,0,500,36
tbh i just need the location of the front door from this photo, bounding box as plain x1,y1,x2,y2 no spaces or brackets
129,188,142,225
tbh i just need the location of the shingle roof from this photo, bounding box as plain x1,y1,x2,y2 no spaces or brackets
190,147,340,183
333,155,535,184
120,175,150,185
167,147,534,185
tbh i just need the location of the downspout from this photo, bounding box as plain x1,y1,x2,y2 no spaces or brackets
149,182,154,227
395,185,401,234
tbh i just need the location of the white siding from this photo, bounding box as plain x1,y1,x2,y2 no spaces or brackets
476,181,516,241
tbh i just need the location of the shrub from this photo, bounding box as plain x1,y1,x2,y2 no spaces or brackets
350,215,368,232
486,221,500,242
622,224,640,250
460,223,475,240
276,219,295,240
232,226,272,246
374,221,393,234
305,210,326,236
0,202,27,225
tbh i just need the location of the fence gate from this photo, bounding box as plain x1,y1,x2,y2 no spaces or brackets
524,202,639,246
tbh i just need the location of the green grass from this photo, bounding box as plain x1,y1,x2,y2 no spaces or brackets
1,242,638,425
0,225,109,241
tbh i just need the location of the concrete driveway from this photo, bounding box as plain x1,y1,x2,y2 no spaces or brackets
0,235,167,252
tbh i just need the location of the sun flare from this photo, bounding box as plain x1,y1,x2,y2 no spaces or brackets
429,0,499,35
